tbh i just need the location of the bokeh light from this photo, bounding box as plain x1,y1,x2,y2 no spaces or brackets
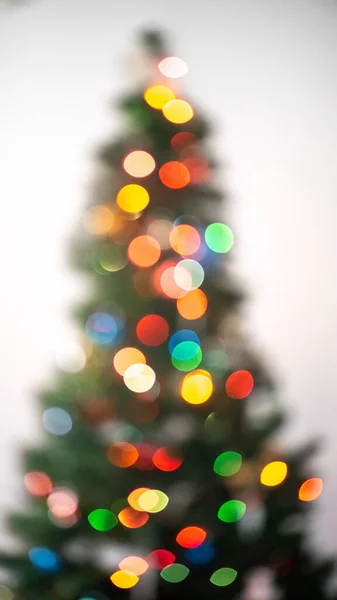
152,447,183,471
183,157,209,184
136,315,169,346
169,330,200,354
210,568,237,587
181,369,213,404
139,490,169,513
119,556,149,576
123,151,156,178
84,205,114,236
174,259,204,291
42,407,72,436
128,487,150,512
85,312,120,346
170,224,200,256
205,223,234,253
299,478,323,502
158,56,188,78
118,507,149,529
225,370,254,399
110,570,139,589
28,547,61,573
96,244,128,272
24,471,52,497
218,500,246,523
159,264,188,299
144,85,175,109
123,363,156,393
185,543,215,565
171,132,197,154
113,347,146,376
107,442,139,468
55,340,87,373
213,451,242,477
47,488,78,519
147,549,176,570
176,526,206,548
117,184,149,214
128,235,161,268
163,99,194,124
88,509,117,531
159,162,190,189
177,289,208,320
147,218,173,248
171,341,202,372
260,461,288,487
160,564,189,583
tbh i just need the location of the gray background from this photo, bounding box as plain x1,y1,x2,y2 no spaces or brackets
0,0,336,555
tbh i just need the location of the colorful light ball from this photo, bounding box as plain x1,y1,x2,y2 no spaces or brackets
113,347,146,376
42,407,72,436
117,184,149,214
183,157,209,184
205,223,234,253
147,218,173,248
159,161,190,190
214,451,242,477
144,85,175,109
128,235,161,268
171,341,202,372
158,56,188,79
96,244,128,273
171,132,198,154
163,99,194,124
226,370,254,399
138,490,169,513
152,447,183,472
210,568,237,587
169,224,200,256
181,369,213,404
299,478,323,502
28,547,61,573
218,500,246,523
119,556,149,576
110,570,139,589
123,151,156,178
159,264,188,299
24,472,52,497
136,315,169,346
147,549,176,570
174,259,204,291
85,312,120,346
260,461,288,487
107,442,139,468
176,526,206,548
168,330,200,354
88,509,118,532
176,289,208,320
47,488,78,519
123,363,156,393
160,563,190,583
118,507,149,529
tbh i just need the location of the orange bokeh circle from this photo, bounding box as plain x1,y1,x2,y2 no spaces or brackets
113,347,146,376
128,235,161,268
136,315,169,346
107,442,139,468
176,289,208,320
169,225,200,256
159,162,190,190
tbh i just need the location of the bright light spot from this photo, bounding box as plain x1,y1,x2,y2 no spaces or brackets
177,289,208,320
113,347,146,376
160,563,189,583
260,461,288,487
299,478,323,502
181,369,213,404
28,547,61,573
128,487,150,511
225,370,254,399
174,259,204,291
213,451,242,477
210,568,237,587
170,224,200,257
123,150,156,178
88,509,118,531
163,99,193,124
47,488,78,519
147,218,173,248
24,471,52,497
158,56,188,78
171,341,202,372
136,314,169,346
128,235,161,268
147,549,176,570
110,570,139,589
176,526,206,548
152,447,183,472
144,85,175,109
107,442,139,468
96,244,128,273
85,312,120,346
84,205,114,236
42,407,72,436
119,556,149,576
205,223,234,253
118,507,149,529
124,363,156,393
139,490,169,513
218,500,246,523
117,184,149,214
159,161,190,189
169,330,200,354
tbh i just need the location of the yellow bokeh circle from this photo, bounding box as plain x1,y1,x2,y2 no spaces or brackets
117,184,149,214
144,85,175,109
110,570,139,589
260,461,288,487
162,99,194,124
181,369,213,404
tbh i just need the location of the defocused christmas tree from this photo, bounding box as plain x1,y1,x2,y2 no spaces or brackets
0,29,335,600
